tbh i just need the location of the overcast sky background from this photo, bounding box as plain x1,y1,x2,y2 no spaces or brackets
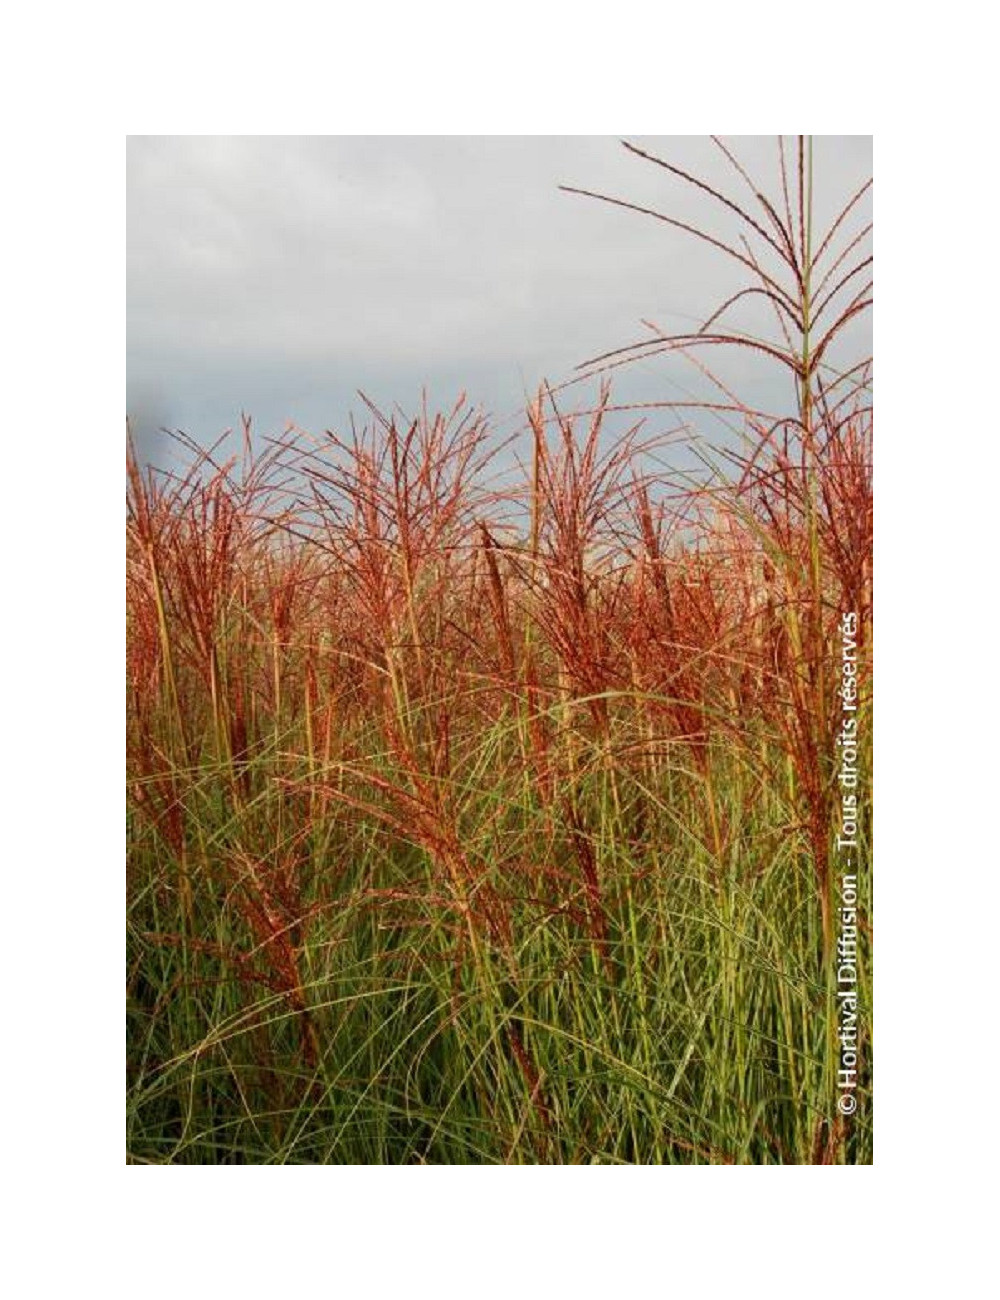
127,136,872,477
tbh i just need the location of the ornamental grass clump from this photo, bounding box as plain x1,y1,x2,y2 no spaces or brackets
127,136,871,1164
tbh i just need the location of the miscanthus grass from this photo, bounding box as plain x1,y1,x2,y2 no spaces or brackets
127,136,871,1164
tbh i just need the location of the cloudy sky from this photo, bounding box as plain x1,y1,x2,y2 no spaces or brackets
127,136,872,470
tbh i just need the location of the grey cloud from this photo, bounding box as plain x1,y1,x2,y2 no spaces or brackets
127,135,872,466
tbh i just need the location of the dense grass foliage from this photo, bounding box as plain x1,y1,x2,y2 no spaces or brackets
126,138,872,1163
